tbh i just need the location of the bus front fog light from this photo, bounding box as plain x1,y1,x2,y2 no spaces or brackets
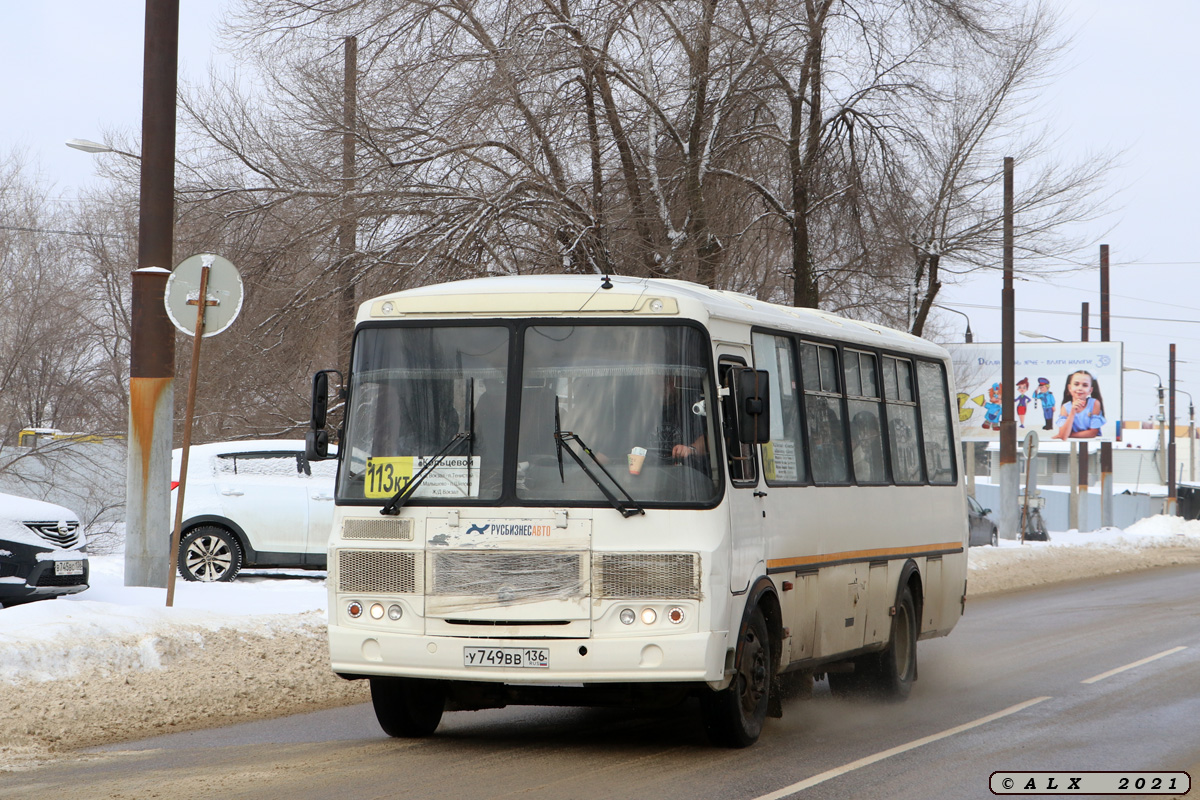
369,603,385,620
641,608,657,625
387,604,403,621
347,601,363,619
667,606,685,624
619,608,636,625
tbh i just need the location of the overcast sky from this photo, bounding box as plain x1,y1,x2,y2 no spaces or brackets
1,0,1196,424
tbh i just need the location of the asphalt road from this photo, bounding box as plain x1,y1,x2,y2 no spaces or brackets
6,566,1198,800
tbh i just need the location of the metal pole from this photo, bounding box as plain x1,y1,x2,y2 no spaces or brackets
125,0,179,588
1158,383,1167,481
1190,401,1196,483
999,157,1019,540
1168,344,1177,514
166,264,213,606
1100,245,1113,527
1077,302,1089,532
338,36,358,376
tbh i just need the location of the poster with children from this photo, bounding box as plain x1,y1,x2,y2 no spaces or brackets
946,342,1123,443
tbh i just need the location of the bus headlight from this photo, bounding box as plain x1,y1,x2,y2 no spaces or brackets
619,608,636,625
369,603,385,620
641,608,657,625
387,604,404,621
667,606,685,624
347,601,363,618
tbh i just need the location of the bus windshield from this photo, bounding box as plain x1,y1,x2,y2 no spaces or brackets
337,322,720,507
518,324,720,505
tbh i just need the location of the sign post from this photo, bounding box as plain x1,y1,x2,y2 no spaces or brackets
163,254,243,607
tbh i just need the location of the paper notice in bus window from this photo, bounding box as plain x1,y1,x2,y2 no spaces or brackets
365,456,481,499
763,440,798,482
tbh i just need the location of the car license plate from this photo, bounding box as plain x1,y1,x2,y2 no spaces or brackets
463,647,549,669
55,560,84,576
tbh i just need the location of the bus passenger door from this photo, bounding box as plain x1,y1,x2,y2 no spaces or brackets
718,354,765,593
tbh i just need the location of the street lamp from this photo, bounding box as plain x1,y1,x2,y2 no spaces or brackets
938,306,973,342
66,138,141,160
1124,366,1167,482
1019,330,1064,342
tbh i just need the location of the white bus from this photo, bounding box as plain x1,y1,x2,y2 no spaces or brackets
306,274,968,747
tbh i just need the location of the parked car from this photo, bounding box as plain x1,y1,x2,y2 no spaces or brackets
967,493,999,547
171,440,337,582
0,491,89,606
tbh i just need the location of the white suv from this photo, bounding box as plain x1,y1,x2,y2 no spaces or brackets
172,440,337,582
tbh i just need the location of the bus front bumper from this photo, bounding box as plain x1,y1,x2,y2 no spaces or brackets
329,625,730,684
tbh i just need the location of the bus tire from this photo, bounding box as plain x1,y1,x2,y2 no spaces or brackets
860,583,918,700
370,677,445,737
701,606,772,748
178,525,242,582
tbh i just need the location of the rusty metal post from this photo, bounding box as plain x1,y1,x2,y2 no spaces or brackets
338,35,358,375
125,0,179,588
1168,344,1178,514
1078,303,1089,532
166,264,213,607
1100,245,1113,527
998,158,1019,540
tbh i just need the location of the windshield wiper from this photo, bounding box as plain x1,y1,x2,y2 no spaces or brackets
554,399,645,518
380,430,472,516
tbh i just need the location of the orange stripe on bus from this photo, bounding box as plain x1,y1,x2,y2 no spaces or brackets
766,542,963,570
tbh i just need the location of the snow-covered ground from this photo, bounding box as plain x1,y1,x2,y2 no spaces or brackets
2,515,1199,770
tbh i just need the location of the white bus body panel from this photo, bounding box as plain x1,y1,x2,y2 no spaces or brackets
330,275,968,691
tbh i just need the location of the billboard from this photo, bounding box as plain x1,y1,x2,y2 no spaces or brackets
946,342,1123,443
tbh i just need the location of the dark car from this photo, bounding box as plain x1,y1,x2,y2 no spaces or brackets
0,492,89,607
967,494,998,547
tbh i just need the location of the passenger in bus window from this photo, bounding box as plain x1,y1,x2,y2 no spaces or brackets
651,373,707,463
851,410,886,483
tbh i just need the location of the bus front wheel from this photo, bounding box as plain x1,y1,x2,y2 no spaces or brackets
701,606,773,748
370,677,445,737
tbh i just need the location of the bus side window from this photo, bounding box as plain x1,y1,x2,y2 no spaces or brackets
751,332,807,484
719,360,758,485
883,356,924,484
916,360,957,484
845,349,888,485
800,342,849,484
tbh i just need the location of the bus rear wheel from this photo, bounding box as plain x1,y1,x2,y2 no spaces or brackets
370,677,445,737
830,584,917,701
701,606,772,748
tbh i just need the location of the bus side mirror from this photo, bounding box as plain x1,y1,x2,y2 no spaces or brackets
311,371,330,431
306,369,343,461
735,368,772,445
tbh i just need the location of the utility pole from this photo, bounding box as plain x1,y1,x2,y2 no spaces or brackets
999,157,1019,541
126,0,179,588
338,35,358,376
1100,245,1113,527
1168,344,1177,514
1078,302,1089,532
1158,381,1167,482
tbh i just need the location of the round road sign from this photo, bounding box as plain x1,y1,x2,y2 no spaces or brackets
165,254,244,337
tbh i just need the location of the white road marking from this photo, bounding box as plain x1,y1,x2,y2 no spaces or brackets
1081,646,1188,685
750,696,1053,800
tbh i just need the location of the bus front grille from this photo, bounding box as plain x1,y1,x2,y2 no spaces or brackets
338,550,420,594
430,551,586,601
342,518,414,541
593,552,701,599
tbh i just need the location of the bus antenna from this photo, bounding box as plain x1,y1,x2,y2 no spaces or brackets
600,273,613,290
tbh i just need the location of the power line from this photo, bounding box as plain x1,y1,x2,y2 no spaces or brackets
0,224,131,239
943,301,1200,326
